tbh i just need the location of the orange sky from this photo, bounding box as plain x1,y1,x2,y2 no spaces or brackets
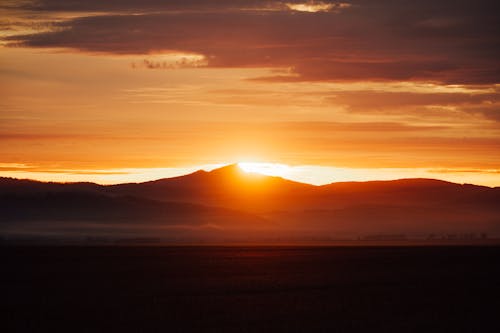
1,1,499,186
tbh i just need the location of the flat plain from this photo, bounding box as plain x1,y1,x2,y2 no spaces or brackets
2,245,500,332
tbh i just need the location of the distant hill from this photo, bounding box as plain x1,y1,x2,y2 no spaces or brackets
1,164,499,242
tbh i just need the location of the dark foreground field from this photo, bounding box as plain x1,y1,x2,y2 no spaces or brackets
2,246,500,332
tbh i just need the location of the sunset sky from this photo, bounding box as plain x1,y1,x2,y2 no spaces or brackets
1,0,499,186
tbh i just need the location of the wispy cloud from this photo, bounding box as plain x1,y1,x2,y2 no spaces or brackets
286,2,350,13
131,53,208,69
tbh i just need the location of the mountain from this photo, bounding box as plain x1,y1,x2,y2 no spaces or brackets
1,164,499,242
106,164,315,212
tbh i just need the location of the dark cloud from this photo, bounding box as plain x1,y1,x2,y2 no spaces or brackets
3,0,500,84
460,105,500,122
323,90,499,123
327,91,498,109
2,0,342,13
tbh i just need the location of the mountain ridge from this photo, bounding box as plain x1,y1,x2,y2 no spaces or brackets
0,163,497,189
1,164,499,242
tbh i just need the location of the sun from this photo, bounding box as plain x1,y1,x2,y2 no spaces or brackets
237,162,292,178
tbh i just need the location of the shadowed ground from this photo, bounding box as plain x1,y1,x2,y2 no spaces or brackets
2,246,500,332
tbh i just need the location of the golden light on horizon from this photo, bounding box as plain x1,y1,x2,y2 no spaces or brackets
238,162,292,178
0,161,499,187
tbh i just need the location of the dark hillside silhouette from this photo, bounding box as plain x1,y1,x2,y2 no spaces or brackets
1,165,499,242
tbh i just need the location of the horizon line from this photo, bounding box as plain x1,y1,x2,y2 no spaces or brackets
1,163,498,188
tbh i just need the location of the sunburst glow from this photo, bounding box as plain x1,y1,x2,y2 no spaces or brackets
238,162,292,178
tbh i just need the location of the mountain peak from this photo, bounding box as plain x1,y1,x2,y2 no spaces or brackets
209,163,242,175
206,163,267,182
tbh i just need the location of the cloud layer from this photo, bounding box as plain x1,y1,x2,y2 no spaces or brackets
1,1,499,186
3,0,500,84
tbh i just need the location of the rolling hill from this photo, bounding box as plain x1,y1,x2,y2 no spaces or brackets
1,164,499,242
